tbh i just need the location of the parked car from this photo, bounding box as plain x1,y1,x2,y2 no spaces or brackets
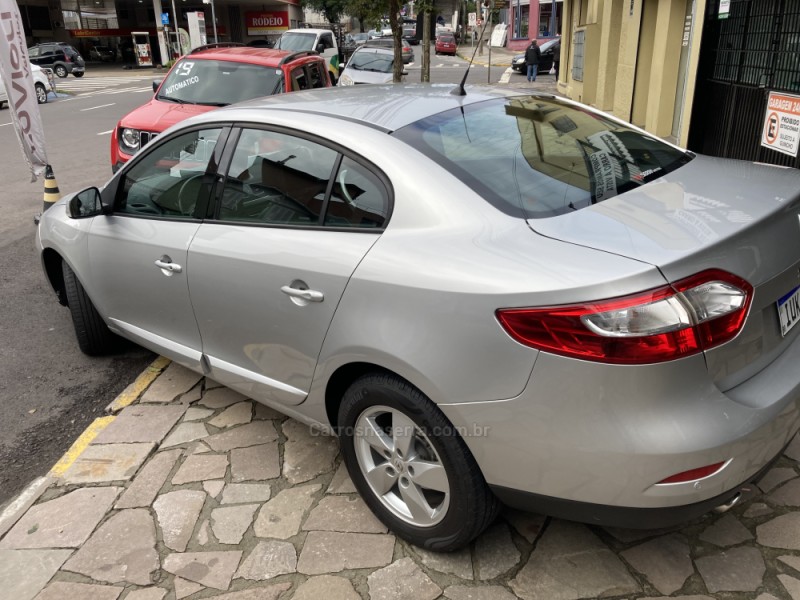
402,26,418,45
363,38,414,64
38,85,800,553
346,32,369,46
275,28,342,84
110,45,331,171
435,33,457,56
89,45,116,62
28,42,85,78
512,37,560,73
339,46,405,85
0,64,54,107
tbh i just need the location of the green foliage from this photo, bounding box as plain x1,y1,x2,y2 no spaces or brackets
347,0,388,30
302,0,349,23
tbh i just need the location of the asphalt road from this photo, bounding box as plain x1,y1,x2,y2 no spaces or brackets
0,76,156,507
0,50,507,508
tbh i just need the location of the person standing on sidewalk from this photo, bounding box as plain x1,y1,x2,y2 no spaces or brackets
525,40,541,82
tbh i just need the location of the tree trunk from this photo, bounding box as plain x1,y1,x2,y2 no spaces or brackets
422,10,430,82
390,0,403,82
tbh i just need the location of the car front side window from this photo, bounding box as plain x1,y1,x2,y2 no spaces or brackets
116,128,223,219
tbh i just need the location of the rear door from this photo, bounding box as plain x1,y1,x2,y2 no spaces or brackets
187,126,390,405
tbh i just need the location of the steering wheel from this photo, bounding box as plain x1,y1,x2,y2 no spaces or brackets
175,174,204,216
338,169,356,206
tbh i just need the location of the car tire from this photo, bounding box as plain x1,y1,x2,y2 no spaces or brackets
337,372,499,551
54,65,68,78
62,262,117,356
73,72,84,78
35,82,48,104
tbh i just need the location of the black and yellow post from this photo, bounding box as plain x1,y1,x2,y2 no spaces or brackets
42,164,60,213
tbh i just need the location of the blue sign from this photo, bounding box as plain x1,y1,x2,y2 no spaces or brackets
161,12,170,25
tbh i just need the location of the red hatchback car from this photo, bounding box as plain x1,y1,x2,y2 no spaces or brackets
111,44,331,171
435,34,457,56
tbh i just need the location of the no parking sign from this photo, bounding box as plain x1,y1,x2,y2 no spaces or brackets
761,91,800,157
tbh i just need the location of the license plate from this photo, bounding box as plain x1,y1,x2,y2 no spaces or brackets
777,284,800,337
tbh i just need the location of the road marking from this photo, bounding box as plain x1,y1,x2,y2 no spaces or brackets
43,356,169,479
48,415,115,478
105,355,171,414
81,103,116,111
97,129,114,135
0,122,13,127
500,67,513,84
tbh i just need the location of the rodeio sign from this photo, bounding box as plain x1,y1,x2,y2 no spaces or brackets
246,11,289,34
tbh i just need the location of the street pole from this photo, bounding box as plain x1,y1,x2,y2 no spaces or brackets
487,0,492,83
170,0,179,58
551,0,556,36
210,0,218,43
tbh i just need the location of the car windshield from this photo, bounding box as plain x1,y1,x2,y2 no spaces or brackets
393,96,692,219
348,51,393,72
157,58,283,105
276,32,317,51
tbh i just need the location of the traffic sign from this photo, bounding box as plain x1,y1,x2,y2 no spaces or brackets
161,12,170,25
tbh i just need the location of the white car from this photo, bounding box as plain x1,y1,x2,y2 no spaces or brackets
0,64,54,108
339,46,405,86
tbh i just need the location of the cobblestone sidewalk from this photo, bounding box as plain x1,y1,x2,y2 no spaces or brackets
2,359,800,600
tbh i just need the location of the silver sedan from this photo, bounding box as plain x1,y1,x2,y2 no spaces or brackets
36,84,800,551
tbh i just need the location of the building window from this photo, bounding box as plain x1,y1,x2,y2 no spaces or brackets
513,0,529,39
572,29,584,81
538,1,562,37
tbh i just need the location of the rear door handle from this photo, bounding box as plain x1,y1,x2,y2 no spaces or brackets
154,258,182,273
281,285,324,303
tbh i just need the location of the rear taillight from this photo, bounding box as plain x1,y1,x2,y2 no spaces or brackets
656,461,727,484
496,269,752,364
64,54,72,63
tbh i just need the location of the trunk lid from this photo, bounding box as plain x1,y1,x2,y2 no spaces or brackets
528,155,800,390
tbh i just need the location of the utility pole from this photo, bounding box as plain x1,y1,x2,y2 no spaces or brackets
421,3,431,82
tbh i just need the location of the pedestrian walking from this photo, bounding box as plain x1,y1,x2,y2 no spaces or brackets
553,38,561,78
525,40,540,82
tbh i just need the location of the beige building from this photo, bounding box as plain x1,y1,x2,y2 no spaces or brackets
556,0,702,147
556,0,800,172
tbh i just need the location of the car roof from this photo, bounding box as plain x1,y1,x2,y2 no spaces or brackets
189,83,534,132
183,46,320,66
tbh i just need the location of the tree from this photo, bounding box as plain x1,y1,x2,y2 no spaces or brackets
346,0,388,31
302,0,348,23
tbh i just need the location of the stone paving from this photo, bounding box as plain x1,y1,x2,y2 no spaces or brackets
2,360,800,600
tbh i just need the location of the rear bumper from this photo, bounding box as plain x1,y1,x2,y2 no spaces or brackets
490,441,785,528
439,333,800,522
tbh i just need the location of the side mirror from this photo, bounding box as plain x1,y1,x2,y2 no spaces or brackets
68,187,104,219
152,79,163,92
315,43,325,54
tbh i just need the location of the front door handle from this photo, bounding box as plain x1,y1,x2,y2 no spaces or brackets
154,258,182,274
281,285,324,303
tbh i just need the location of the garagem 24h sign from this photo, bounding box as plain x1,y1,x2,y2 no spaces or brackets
762,91,800,158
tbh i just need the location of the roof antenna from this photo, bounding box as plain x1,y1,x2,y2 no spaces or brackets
451,8,493,96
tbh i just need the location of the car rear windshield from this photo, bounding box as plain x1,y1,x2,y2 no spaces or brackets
392,96,692,219
276,32,317,51
157,58,283,106
439,36,455,43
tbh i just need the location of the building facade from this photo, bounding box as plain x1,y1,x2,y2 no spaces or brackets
556,0,800,168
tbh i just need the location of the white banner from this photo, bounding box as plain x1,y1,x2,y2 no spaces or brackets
0,1,48,181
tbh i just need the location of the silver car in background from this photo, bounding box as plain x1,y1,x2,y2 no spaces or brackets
36,85,800,551
339,46,405,86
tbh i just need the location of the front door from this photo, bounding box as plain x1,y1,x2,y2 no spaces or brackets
188,127,391,405
87,127,226,369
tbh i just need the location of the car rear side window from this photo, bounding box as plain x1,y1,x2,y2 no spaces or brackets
219,129,338,226
325,157,389,228
392,96,692,219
